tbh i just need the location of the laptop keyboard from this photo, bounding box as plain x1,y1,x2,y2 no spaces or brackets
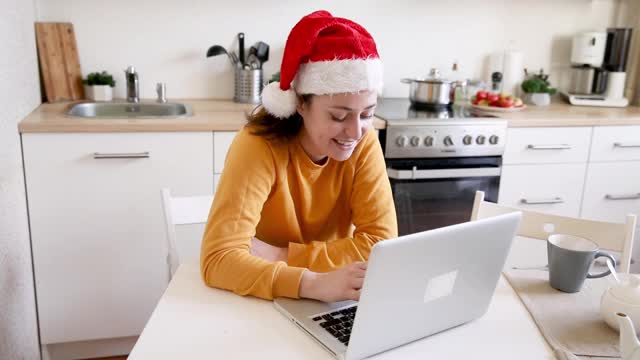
311,305,357,346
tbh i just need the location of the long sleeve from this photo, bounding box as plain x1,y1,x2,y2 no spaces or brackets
286,131,398,272
200,130,305,300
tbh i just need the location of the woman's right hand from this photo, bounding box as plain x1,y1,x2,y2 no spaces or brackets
298,262,367,302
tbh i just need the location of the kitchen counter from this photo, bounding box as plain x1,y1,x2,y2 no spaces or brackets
18,98,640,133
18,99,387,133
496,99,640,127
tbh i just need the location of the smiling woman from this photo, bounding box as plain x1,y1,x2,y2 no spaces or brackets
200,10,397,303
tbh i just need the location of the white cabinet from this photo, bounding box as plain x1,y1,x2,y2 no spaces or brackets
498,163,586,217
213,131,238,174
22,132,213,345
503,127,592,164
581,162,640,223
590,126,640,162
500,127,591,217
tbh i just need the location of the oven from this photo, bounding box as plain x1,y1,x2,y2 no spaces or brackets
386,156,501,235
375,98,507,236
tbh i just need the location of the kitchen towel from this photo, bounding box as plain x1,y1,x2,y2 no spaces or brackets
503,269,619,359
501,49,524,97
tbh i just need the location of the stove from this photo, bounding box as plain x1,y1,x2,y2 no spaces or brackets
374,98,507,235
375,98,507,159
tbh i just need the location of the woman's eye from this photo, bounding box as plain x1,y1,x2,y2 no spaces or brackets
361,113,374,120
331,115,347,122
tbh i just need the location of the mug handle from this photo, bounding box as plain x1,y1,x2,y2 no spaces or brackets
587,251,617,279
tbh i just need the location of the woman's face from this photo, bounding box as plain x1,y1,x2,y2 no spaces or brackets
296,91,377,163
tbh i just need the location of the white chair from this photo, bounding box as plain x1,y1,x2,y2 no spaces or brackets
161,188,214,279
470,191,637,273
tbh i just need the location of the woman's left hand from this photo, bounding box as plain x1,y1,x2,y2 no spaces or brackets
250,237,288,262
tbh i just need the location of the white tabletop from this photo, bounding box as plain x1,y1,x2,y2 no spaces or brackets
129,237,555,360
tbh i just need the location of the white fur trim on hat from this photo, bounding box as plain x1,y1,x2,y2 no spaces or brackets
292,58,383,95
261,81,297,119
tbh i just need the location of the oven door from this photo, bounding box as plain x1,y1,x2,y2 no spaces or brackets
386,157,501,235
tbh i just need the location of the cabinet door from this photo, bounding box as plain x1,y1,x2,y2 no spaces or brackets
581,161,640,223
590,126,640,162
503,127,592,165
213,131,239,174
498,163,587,217
22,132,213,344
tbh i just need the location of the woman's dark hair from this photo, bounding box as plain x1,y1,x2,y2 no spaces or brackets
246,94,313,141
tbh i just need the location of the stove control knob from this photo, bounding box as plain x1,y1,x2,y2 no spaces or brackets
463,135,473,145
424,136,434,147
396,135,408,147
476,135,486,145
410,136,421,147
489,135,499,145
443,136,454,146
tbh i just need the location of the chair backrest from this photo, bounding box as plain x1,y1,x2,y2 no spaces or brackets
161,188,214,279
471,191,637,273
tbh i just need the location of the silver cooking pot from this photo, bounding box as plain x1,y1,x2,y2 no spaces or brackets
401,68,466,106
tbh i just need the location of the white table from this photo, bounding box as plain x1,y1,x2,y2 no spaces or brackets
129,237,555,359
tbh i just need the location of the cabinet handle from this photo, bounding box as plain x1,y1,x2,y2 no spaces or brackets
526,144,572,150
93,152,150,159
613,142,640,148
520,197,564,205
605,193,640,201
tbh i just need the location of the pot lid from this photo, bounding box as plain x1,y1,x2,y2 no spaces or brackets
609,275,640,305
405,68,453,84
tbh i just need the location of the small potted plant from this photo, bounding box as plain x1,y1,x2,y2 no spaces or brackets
521,68,557,106
83,71,116,101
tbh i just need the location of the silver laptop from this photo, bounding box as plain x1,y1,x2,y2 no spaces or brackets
274,212,522,360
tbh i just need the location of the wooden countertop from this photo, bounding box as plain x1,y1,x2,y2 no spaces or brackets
18,99,387,133
18,98,640,133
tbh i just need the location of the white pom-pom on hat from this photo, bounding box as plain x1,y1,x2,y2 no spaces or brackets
261,81,297,119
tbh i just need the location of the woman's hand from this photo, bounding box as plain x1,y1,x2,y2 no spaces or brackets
250,237,288,262
299,262,367,302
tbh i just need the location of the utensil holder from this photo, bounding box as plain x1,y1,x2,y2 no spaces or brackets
234,68,263,104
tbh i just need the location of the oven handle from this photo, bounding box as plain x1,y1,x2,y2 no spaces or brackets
386,166,501,180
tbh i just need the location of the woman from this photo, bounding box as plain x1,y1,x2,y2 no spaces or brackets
200,10,397,303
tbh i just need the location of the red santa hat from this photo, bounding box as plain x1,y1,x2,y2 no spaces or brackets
261,10,383,118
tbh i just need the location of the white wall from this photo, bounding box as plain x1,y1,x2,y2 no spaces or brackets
36,0,620,100
0,0,42,358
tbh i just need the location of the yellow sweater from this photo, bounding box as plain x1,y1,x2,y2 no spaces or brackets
200,127,397,300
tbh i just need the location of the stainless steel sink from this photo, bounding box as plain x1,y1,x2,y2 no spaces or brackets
66,102,193,118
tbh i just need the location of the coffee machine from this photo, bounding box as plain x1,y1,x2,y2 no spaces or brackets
564,28,633,107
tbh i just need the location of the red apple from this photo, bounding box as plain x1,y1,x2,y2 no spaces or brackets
489,100,500,107
488,93,500,103
499,98,515,108
476,91,489,101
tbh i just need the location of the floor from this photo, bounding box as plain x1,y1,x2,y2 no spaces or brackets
90,357,127,360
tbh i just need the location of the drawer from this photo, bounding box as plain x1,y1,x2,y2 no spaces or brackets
590,126,640,162
214,131,238,173
503,127,592,164
581,161,640,223
498,163,587,217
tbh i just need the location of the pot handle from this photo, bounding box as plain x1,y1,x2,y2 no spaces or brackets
400,78,413,84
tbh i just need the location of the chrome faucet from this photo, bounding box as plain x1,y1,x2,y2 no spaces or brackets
124,65,139,103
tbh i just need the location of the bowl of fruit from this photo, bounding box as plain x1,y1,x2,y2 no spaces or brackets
470,91,526,113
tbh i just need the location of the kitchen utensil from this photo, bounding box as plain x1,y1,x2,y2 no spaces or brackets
206,45,235,66
255,41,270,64
229,51,239,66
246,54,261,70
238,32,245,66
547,234,615,293
401,68,464,107
35,22,84,102
491,72,503,92
601,274,640,333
